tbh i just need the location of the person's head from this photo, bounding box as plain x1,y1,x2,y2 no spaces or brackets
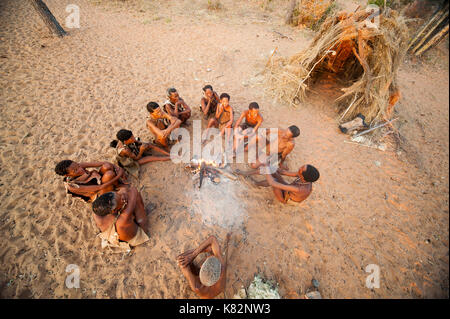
92,191,126,216
116,129,135,145
287,125,300,138
220,93,230,107
298,165,320,183
55,160,85,177
167,87,179,103
203,85,213,98
199,256,222,287
248,102,260,117
147,101,163,118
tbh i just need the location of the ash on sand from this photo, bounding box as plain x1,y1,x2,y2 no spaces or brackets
233,274,281,299
188,173,248,230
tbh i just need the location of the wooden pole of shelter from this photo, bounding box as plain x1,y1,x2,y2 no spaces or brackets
285,0,298,25
415,23,449,56
407,7,444,51
411,10,448,54
408,2,449,54
31,0,67,37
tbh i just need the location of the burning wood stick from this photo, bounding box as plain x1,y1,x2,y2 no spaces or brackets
211,167,238,181
198,162,206,189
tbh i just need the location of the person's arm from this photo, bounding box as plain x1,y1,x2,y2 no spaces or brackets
119,187,138,222
220,108,233,136
146,143,170,156
234,111,246,129
277,168,298,177
253,114,263,132
213,91,220,102
179,99,191,114
165,103,178,117
118,146,145,161
162,114,182,138
201,98,210,116
177,236,219,267
265,173,299,193
215,103,222,119
209,235,224,264
178,261,204,294
147,119,164,137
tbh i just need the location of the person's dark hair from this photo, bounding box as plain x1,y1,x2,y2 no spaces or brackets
249,102,259,109
110,140,118,148
288,125,300,138
55,160,74,176
146,101,159,113
92,192,117,216
220,93,230,100
167,87,177,97
116,129,133,142
302,165,320,183
203,85,213,92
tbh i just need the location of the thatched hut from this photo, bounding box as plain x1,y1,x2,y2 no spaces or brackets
267,7,410,126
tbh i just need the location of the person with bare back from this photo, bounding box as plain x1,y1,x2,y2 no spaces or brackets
236,157,320,204
177,234,231,299
92,185,150,249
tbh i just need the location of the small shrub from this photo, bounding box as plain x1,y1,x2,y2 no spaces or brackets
207,0,222,10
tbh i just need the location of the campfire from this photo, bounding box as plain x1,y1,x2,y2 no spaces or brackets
185,156,237,189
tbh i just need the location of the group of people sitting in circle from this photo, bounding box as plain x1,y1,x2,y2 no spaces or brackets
53,85,320,298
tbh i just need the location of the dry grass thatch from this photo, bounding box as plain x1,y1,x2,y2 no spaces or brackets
295,0,336,29
267,7,410,125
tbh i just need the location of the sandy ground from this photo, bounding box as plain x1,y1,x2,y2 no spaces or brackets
0,0,448,299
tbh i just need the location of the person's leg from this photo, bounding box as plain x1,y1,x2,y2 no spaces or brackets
147,121,167,146
270,173,288,203
253,179,270,187
245,134,259,152
203,119,218,143
99,162,114,174
181,111,191,123
189,262,200,276
164,119,183,145
272,187,288,203
234,168,260,176
137,155,171,165
99,170,116,195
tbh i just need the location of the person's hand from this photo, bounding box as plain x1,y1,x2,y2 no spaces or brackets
139,144,147,152
177,249,195,268
113,165,124,177
162,129,170,139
